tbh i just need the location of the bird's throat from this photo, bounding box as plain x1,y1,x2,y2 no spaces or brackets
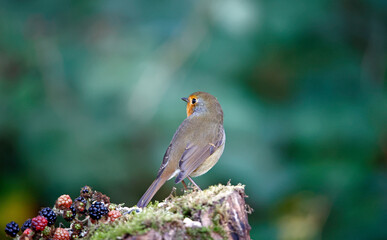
186,104,194,117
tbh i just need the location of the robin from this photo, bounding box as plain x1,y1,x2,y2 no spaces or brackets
137,91,225,208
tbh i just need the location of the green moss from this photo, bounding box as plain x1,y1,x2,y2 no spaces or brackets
88,183,245,240
212,212,228,239
186,226,212,239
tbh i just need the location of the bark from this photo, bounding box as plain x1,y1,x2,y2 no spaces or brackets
123,185,251,240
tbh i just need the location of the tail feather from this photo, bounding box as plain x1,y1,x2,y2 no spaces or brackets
137,177,166,208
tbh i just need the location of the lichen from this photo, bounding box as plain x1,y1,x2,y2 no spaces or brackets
88,183,245,240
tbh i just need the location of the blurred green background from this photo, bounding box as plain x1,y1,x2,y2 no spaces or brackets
1,0,386,239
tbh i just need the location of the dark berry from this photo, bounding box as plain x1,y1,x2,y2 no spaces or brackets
31,215,48,231
74,196,87,213
80,186,92,198
88,201,108,220
39,207,57,225
63,205,76,221
21,219,31,232
75,196,86,201
5,221,19,237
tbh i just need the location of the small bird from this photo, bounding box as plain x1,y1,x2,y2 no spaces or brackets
137,91,225,208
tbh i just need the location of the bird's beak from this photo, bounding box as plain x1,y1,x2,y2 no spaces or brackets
181,97,188,103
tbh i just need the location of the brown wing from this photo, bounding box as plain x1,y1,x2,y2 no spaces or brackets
156,143,172,178
174,128,224,183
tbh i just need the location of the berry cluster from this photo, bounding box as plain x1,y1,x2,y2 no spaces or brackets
39,207,57,226
31,216,48,231
88,201,109,220
5,221,19,237
4,186,127,239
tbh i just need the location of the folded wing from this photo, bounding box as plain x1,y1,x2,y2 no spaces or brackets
175,129,224,183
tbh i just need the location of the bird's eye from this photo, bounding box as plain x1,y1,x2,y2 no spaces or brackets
191,98,197,104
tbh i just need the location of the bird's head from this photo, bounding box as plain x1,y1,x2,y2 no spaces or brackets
181,92,223,119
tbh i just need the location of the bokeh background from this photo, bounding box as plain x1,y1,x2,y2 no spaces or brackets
1,0,386,239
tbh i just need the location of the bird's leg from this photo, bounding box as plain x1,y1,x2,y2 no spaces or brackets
181,180,188,190
187,176,202,191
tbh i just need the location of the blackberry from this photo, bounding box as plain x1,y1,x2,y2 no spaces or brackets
88,201,108,220
80,186,92,198
63,205,76,221
75,196,86,201
42,226,52,236
31,215,48,231
21,219,31,232
39,207,57,225
74,196,87,213
108,210,122,222
5,221,19,237
92,191,110,204
56,194,72,209
54,228,70,240
23,228,33,235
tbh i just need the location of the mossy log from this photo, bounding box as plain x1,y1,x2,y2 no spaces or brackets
90,184,252,240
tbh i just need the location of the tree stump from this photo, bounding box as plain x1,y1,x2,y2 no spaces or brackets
90,184,252,240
